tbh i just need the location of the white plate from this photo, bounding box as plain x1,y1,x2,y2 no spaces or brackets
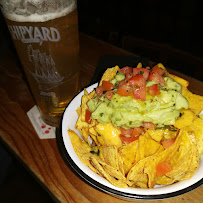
57,83,203,200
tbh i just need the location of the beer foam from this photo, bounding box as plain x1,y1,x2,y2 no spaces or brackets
0,0,76,22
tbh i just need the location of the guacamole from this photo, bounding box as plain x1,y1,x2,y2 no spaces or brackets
87,73,188,129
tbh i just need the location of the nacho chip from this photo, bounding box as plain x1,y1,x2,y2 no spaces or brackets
98,146,125,179
174,109,195,129
156,175,174,185
76,107,81,116
182,87,203,115
157,63,166,70
135,134,164,163
95,123,122,146
99,146,120,169
75,89,97,130
99,65,120,85
146,129,164,142
89,156,128,188
68,130,91,154
81,89,96,122
188,117,203,154
137,62,142,68
88,127,99,146
162,129,199,182
170,73,203,115
119,140,139,174
127,129,199,188
68,130,99,173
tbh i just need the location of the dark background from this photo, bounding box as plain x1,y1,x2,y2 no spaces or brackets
0,0,202,202
77,0,203,80
0,0,203,80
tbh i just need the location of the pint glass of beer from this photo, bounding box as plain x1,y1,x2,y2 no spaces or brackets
0,0,80,127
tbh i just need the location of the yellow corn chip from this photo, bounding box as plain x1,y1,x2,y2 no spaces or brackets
95,123,122,146
127,129,199,188
119,140,139,174
174,109,195,129
99,66,120,86
89,156,128,188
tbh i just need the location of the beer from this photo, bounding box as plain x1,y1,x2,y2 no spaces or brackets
1,0,80,127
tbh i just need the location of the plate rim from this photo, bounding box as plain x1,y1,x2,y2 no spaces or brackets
56,83,203,200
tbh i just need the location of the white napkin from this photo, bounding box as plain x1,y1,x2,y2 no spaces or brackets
27,105,56,139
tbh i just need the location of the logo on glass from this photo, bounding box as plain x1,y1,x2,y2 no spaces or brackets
8,25,61,45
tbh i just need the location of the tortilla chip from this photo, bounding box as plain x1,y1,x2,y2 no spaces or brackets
76,107,81,116
182,87,203,115
135,134,164,163
174,109,195,129
89,156,128,188
68,130,97,172
119,140,139,174
81,89,96,122
95,123,122,146
75,89,97,130
99,66,120,86
188,117,203,154
169,73,203,115
135,176,149,188
99,146,119,168
127,129,199,188
97,146,126,180
80,127,90,144
156,175,174,185
137,62,142,68
68,130,91,153
163,129,199,181
88,127,99,146
157,63,166,70
146,129,164,142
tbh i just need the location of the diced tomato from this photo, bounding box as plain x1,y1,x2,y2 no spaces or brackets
119,66,133,74
142,122,157,130
120,127,140,144
133,68,150,80
131,127,145,137
116,84,133,96
161,138,175,149
96,86,103,98
104,90,114,100
129,74,146,87
151,65,168,77
156,161,172,176
118,80,125,88
125,72,133,82
102,81,115,91
148,71,165,86
147,84,160,96
85,109,92,124
133,86,146,101
148,65,168,86
120,135,138,144
120,127,134,136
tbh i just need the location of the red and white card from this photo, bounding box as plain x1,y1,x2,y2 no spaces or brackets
27,105,56,139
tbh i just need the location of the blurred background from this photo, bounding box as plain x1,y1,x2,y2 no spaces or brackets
0,0,202,202
1,0,203,80
77,0,203,80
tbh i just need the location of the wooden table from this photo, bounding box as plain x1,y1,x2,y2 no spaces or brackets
0,33,202,203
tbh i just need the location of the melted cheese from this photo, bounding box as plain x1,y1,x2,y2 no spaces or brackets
95,123,122,146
